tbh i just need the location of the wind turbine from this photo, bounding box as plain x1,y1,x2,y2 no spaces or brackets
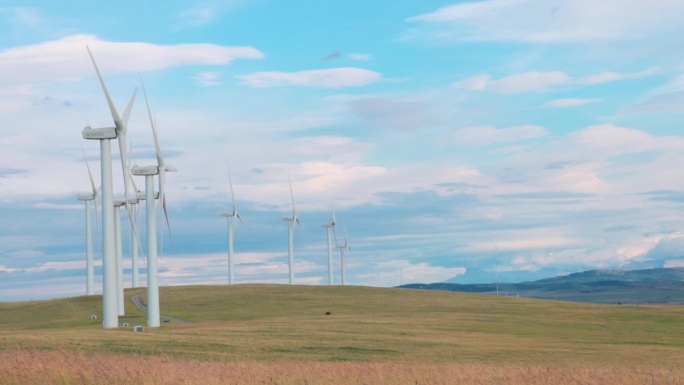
131,78,176,328
113,199,126,316
336,227,350,285
321,209,337,286
76,150,98,295
82,46,137,329
220,167,243,285
282,173,302,285
126,144,144,288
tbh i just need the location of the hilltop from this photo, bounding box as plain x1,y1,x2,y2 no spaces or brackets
401,267,684,304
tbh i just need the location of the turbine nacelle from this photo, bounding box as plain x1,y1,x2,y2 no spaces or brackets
113,199,126,207
136,191,158,200
76,193,95,201
131,165,159,176
82,126,117,140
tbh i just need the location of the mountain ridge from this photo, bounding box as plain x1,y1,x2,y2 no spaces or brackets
401,267,684,304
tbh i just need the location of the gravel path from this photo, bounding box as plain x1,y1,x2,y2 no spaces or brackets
130,292,193,324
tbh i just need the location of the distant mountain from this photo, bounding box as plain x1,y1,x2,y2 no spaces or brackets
401,267,684,305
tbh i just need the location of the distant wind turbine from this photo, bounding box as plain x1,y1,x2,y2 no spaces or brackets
321,209,337,285
126,148,142,288
75,150,98,295
82,46,137,329
282,173,302,285
336,225,350,285
131,78,176,328
220,166,243,285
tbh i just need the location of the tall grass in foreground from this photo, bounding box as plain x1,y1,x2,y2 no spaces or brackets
2,350,683,385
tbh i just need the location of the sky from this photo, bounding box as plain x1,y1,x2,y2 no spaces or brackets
2,0,684,301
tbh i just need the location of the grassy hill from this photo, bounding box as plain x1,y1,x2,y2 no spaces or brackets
2,284,684,367
404,267,684,304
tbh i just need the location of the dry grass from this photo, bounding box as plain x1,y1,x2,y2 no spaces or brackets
3,285,684,383
2,349,683,385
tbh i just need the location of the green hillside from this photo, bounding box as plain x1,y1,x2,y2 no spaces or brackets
1,284,684,365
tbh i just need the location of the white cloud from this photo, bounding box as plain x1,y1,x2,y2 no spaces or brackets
453,67,660,95
645,233,684,260
443,125,547,146
356,260,467,286
581,72,621,85
581,67,661,85
32,202,82,210
566,124,684,156
193,72,221,86
544,98,601,108
1,7,41,28
236,68,382,88
177,5,219,27
406,0,684,43
0,34,263,88
348,53,371,61
452,71,569,93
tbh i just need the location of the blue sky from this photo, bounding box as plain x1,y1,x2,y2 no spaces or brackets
2,0,684,301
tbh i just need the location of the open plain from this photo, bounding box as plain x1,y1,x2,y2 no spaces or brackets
2,285,684,384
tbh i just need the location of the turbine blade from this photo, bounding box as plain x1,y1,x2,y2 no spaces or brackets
288,171,296,216
86,46,123,132
152,113,163,167
141,77,164,167
117,132,130,204
162,194,174,252
127,140,140,196
157,167,165,257
296,217,303,230
236,212,244,224
122,88,137,131
82,149,97,196
124,201,144,260
331,207,337,245
228,165,237,213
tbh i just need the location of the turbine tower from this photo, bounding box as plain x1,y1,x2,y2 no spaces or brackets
336,229,350,285
127,145,143,288
113,199,126,316
83,46,137,329
220,167,243,285
131,79,176,328
75,150,98,295
282,173,302,285
321,209,337,285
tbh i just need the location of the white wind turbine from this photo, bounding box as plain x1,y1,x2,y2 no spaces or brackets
131,78,176,328
82,46,137,329
75,150,98,295
321,209,337,286
220,167,243,285
336,226,350,285
282,173,302,285
113,199,126,316
126,144,145,288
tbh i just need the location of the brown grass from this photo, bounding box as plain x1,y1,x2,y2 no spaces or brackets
2,349,684,385
4,286,684,383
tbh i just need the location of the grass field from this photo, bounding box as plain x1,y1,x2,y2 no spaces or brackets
2,284,684,384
